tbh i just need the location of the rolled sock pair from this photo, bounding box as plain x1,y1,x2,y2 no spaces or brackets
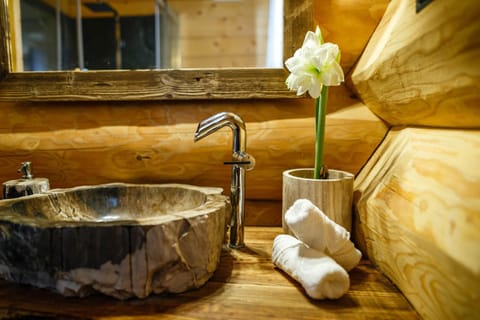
272,199,361,299
284,199,362,271
272,234,350,300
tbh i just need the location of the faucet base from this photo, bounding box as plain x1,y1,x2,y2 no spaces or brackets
228,243,245,249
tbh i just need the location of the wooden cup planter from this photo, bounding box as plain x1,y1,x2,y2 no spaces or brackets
282,168,354,233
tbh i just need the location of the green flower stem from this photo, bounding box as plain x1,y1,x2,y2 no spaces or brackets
314,86,328,179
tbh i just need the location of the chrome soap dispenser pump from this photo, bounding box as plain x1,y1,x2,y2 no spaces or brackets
2,162,50,199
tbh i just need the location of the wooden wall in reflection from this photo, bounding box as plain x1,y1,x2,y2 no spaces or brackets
172,0,270,68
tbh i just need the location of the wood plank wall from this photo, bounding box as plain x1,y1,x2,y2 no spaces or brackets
0,0,388,227
172,0,270,68
351,0,480,319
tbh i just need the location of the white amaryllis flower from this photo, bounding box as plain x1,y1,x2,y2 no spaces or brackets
285,26,344,98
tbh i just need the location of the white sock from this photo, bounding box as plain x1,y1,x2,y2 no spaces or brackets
284,199,362,271
272,234,350,300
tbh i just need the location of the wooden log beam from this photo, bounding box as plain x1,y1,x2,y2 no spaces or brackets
0,100,387,204
353,127,480,320
314,0,388,74
351,0,480,128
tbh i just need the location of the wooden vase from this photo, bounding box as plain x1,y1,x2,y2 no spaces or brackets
282,168,354,233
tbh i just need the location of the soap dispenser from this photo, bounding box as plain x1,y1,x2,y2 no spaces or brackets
2,162,50,199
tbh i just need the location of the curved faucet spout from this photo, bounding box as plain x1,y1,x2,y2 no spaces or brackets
193,112,254,249
194,112,246,155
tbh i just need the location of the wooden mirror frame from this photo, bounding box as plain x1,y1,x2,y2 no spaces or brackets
0,0,312,101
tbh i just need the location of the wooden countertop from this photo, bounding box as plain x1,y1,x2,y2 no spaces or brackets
0,227,419,320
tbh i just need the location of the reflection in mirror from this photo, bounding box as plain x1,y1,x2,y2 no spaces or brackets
0,0,312,101
16,0,283,71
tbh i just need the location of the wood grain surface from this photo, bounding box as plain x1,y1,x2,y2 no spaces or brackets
354,127,480,320
0,227,419,320
352,0,480,128
314,0,388,74
0,100,387,227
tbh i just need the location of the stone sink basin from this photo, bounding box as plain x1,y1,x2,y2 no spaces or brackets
0,183,229,299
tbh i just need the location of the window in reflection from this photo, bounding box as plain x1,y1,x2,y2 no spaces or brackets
16,0,283,72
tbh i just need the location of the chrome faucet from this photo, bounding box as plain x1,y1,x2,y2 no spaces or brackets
194,112,255,248
18,161,33,179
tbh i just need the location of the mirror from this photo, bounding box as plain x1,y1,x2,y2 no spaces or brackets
17,0,284,71
0,0,312,101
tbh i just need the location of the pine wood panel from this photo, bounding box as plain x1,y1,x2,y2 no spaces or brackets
180,56,258,69
172,0,269,68
314,0,389,73
178,37,263,65
0,100,387,207
351,0,480,128
180,37,260,60
353,127,480,320
0,227,419,320
173,1,267,38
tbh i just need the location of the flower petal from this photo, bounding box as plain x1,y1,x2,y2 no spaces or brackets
320,64,344,86
315,26,323,44
303,30,320,47
308,82,322,99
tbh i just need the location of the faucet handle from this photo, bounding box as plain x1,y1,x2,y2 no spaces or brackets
224,161,251,165
224,152,255,171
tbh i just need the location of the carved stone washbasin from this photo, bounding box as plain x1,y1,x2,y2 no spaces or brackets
0,183,229,299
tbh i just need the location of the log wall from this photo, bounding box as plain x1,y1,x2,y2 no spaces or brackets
354,127,480,320
351,0,480,319
0,98,387,226
0,0,389,227
351,0,480,128
2,0,478,318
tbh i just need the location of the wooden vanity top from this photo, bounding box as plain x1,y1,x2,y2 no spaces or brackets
0,227,419,319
